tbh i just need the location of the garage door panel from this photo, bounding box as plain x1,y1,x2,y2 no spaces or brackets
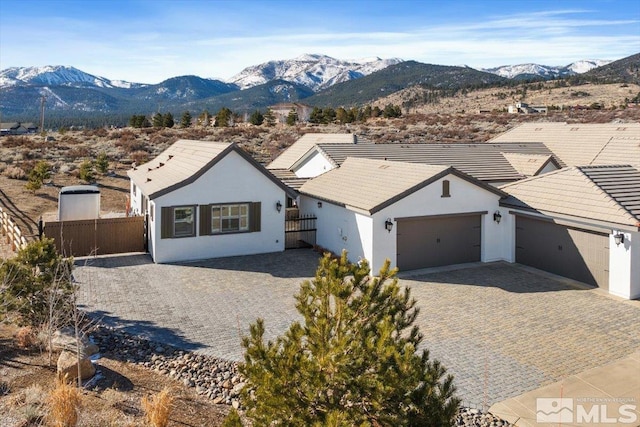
515,216,609,289
397,215,481,271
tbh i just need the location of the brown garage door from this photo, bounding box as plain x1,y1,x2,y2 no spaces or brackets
396,214,481,271
515,215,609,289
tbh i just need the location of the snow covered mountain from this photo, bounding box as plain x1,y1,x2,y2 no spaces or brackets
0,65,143,89
228,54,403,91
483,59,611,80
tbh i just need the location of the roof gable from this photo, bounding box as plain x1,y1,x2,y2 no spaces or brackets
127,139,296,200
267,133,356,170
299,157,505,214
501,152,560,176
500,165,640,228
314,141,560,182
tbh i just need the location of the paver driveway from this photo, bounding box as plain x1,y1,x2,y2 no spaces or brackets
74,250,640,408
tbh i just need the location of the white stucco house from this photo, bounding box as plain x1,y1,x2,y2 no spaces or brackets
127,139,296,263
500,165,640,300
297,157,511,272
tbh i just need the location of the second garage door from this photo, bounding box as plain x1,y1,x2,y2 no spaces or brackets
515,215,610,289
396,214,481,271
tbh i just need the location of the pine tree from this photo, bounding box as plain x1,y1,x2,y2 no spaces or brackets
180,111,192,128
263,108,276,127
215,107,233,127
78,160,95,183
241,251,460,427
163,112,174,128
95,152,109,174
309,106,323,124
249,110,264,126
286,107,298,126
152,113,164,128
25,160,52,193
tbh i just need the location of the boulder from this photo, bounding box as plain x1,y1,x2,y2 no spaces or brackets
50,328,99,356
57,350,96,381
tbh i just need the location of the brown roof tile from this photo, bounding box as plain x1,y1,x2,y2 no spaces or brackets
491,122,640,168
500,165,640,227
300,157,504,214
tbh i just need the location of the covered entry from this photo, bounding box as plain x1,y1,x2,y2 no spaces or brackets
396,213,482,270
515,215,609,289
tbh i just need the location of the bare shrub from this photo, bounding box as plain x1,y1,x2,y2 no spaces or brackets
1,136,31,148
67,147,90,159
141,387,174,427
47,376,82,427
3,165,26,180
131,151,149,165
15,326,36,349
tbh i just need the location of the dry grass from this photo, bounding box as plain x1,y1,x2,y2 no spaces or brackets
47,376,83,427
15,326,36,349
141,387,174,427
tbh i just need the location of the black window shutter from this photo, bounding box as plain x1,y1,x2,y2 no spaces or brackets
199,205,211,236
161,207,173,238
250,202,261,232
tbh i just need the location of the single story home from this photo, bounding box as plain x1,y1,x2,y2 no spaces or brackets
124,132,639,300
298,157,511,272
500,165,640,299
128,139,296,263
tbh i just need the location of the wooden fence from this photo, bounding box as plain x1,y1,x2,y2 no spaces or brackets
0,206,30,252
43,216,145,257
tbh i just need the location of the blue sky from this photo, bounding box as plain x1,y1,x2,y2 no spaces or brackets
1,0,639,84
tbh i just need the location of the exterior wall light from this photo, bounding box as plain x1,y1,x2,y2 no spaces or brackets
317,201,322,208
614,233,625,246
493,211,502,224
276,201,282,213
385,218,393,233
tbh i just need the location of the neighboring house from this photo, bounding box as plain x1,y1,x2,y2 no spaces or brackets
290,141,562,185
500,165,640,299
0,122,28,135
128,139,296,263
490,122,640,169
508,102,547,114
298,158,510,272
22,123,39,133
268,102,312,124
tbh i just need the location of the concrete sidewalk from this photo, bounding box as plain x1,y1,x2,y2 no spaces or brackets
489,350,640,426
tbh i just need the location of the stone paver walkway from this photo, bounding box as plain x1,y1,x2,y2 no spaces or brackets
73,252,640,409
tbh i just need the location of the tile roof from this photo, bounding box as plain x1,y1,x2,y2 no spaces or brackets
299,157,504,214
268,168,309,190
127,139,295,199
314,141,560,182
267,133,357,170
500,165,640,228
490,122,640,168
501,152,558,177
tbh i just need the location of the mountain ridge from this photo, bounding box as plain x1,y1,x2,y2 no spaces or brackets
1,53,635,124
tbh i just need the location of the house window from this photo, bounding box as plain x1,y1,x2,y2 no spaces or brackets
173,206,195,237
211,204,249,233
441,180,451,197
199,202,261,236
160,205,197,238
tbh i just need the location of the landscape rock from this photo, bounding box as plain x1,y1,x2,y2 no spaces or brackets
57,350,96,381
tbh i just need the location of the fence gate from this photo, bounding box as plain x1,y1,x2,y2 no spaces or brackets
285,214,316,249
43,216,145,257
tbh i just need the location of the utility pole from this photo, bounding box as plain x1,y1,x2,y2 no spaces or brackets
39,95,46,135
